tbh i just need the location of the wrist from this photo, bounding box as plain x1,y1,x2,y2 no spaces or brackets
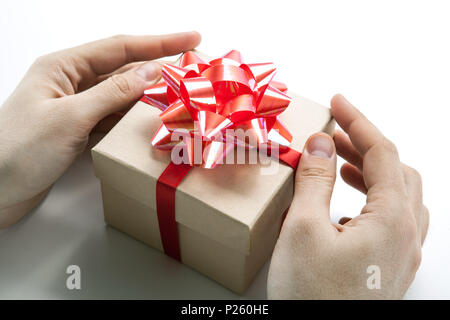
0,187,51,229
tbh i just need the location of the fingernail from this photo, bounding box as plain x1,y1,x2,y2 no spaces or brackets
136,62,160,81
306,134,334,159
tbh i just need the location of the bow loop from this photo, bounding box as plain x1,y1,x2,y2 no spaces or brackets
179,51,210,71
255,84,291,117
160,99,195,132
201,64,255,91
162,64,198,94
221,94,256,123
198,110,232,140
143,82,169,111
180,77,216,113
241,63,276,90
222,50,243,64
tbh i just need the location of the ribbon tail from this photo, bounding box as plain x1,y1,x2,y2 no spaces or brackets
277,147,302,170
156,162,191,261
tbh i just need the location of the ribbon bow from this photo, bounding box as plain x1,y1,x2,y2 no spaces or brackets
142,50,293,168
139,50,302,261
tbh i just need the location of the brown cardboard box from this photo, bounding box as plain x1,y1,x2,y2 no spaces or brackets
91,57,335,294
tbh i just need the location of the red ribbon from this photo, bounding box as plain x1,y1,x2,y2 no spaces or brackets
140,51,301,261
155,162,191,261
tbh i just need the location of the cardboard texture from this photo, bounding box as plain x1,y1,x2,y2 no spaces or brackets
91,61,335,293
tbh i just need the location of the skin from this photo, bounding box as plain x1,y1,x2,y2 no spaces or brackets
0,34,428,299
267,95,429,299
0,32,201,227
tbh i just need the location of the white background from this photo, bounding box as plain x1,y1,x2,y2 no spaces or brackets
1,0,449,299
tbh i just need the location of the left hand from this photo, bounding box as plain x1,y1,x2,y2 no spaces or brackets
0,32,201,228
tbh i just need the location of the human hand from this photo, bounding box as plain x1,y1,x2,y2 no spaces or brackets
267,94,429,299
0,32,201,228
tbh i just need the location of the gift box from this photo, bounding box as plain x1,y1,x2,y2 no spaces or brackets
91,51,335,294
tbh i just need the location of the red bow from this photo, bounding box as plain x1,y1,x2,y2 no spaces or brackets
139,50,302,261
142,50,293,168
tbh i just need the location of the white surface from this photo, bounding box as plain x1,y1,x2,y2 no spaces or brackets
0,0,449,299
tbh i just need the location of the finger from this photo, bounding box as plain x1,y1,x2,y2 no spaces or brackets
67,60,160,123
63,31,201,79
287,133,337,234
94,62,145,85
95,59,174,85
89,59,172,91
331,94,404,192
333,130,363,170
331,94,385,155
340,162,367,194
76,62,147,92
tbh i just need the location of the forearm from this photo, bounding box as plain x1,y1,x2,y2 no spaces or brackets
0,187,51,229
0,113,55,210
0,141,28,210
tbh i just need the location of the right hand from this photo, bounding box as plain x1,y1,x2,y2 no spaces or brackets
268,94,429,299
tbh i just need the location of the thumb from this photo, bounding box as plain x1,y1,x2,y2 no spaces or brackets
290,132,337,227
72,61,161,122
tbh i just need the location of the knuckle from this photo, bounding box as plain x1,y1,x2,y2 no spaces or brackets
109,74,132,97
407,166,422,184
410,167,421,180
423,206,430,222
299,166,335,181
382,137,399,157
33,53,66,72
33,53,55,67
380,204,421,247
404,219,417,240
385,207,417,242
398,213,419,247
403,203,415,219
411,247,422,271
296,166,335,191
